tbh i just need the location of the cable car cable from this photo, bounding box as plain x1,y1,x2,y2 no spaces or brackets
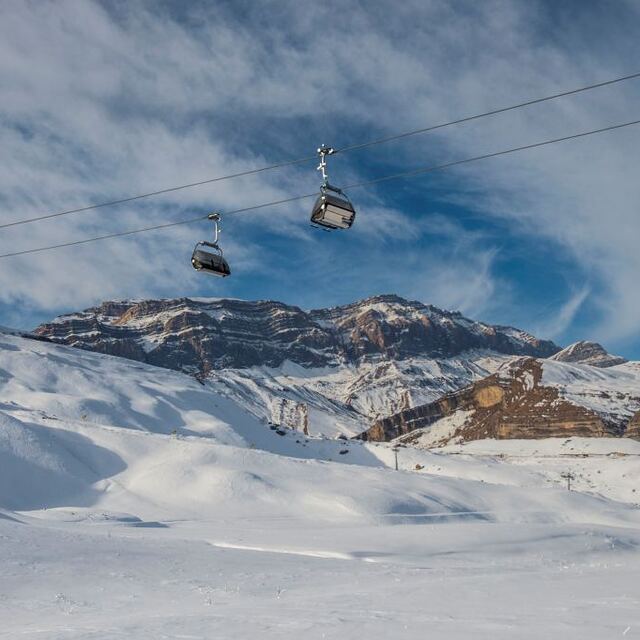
340,117,640,190
333,70,640,155
0,155,318,231
0,194,319,258
1,70,639,231
0,117,638,259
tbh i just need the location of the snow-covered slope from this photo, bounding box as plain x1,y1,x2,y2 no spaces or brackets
0,331,626,520
0,325,15,334
207,353,507,438
2,332,640,638
542,359,640,423
436,437,640,505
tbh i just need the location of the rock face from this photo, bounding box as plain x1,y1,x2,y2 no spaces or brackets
626,410,640,440
550,341,627,368
31,295,564,434
31,295,639,443
35,298,337,373
359,358,640,445
35,294,559,375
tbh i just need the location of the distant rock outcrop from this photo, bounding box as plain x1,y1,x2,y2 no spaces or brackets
359,358,640,445
549,341,627,368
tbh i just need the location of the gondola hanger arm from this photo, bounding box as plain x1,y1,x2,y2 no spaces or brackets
207,212,222,246
317,144,335,185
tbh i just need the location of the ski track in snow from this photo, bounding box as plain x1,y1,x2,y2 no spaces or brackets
1,330,640,638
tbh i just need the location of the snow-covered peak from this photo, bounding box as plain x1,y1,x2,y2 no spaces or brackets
36,295,560,374
549,340,627,368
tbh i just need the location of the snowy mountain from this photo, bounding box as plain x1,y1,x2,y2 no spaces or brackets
5,329,632,515
31,295,638,444
34,295,560,435
35,294,560,369
3,324,640,638
550,340,627,368
361,357,640,446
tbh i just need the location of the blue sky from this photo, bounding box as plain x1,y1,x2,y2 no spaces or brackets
1,0,640,358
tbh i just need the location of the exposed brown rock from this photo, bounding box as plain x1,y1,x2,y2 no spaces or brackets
550,340,627,368
34,295,560,375
475,385,504,408
359,358,619,444
627,410,640,439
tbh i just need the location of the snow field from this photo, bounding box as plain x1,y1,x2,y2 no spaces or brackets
2,330,640,638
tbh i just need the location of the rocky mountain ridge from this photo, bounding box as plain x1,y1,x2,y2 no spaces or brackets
359,357,640,445
550,340,627,368
32,295,563,433
35,294,560,373
32,295,636,443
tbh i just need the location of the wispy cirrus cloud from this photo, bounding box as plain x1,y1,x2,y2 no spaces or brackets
534,286,591,340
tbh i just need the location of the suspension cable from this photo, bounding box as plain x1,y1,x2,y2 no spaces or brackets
334,71,640,154
1,70,639,231
0,117,638,259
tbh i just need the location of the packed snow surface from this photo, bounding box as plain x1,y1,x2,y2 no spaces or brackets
542,359,640,420
1,332,640,638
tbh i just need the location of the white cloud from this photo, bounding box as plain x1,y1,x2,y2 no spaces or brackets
535,286,591,340
0,0,638,350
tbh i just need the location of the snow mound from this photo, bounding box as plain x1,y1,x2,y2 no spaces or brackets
0,410,125,510
2,333,640,638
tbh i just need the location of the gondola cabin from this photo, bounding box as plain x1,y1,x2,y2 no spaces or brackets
191,242,231,277
310,186,356,230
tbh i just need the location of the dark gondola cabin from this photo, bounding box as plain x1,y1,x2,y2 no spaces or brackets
310,186,356,230
191,242,231,277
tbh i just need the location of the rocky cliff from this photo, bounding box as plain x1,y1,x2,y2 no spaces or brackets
627,410,640,439
359,358,640,445
550,341,627,368
31,295,566,434
35,294,559,374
